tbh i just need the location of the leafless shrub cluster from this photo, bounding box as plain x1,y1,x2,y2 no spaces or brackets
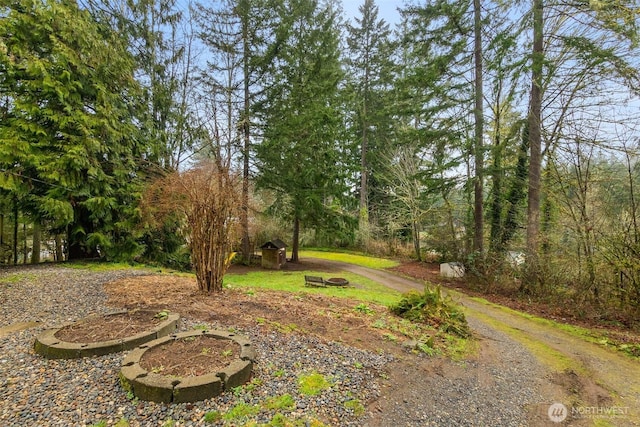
142,161,241,293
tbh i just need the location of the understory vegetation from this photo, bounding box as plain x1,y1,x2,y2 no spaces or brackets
1,0,640,327
390,286,471,339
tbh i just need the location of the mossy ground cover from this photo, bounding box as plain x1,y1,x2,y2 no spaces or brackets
468,296,640,360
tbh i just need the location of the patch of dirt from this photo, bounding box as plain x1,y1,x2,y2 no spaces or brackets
54,310,163,343
388,260,452,285
104,274,408,357
550,369,612,408
139,335,239,377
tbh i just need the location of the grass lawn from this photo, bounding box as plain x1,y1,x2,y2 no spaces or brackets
223,269,402,307
62,251,403,306
298,250,400,269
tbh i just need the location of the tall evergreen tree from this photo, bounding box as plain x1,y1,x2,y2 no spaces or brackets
472,0,484,256
195,0,275,263
83,0,203,265
0,0,144,259
254,0,346,261
129,0,194,172
344,0,395,249
86,0,197,171
392,0,472,259
524,0,544,285
483,5,528,257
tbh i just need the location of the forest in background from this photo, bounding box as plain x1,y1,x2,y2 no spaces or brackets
1,0,640,320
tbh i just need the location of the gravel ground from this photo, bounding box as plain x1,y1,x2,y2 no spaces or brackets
0,266,390,426
363,317,547,426
0,265,548,426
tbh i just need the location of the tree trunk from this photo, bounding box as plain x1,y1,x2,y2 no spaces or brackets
240,17,252,265
443,192,459,259
55,234,64,262
489,127,502,253
525,0,544,287
13,199,18,265
412,219,421,261
22,223,27,264
68,240,96,260
359,101,370,249
31,220,41,264
291,216,300,262
500,122,529,251
473,0,484,257
67,207,100,260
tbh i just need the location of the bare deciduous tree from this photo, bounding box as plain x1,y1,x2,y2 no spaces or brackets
380,144,433,261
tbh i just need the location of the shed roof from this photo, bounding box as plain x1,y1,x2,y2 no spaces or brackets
260,239,287,249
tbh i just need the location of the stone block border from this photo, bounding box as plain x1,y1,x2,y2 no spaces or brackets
33,311,180,359
119,330,256,403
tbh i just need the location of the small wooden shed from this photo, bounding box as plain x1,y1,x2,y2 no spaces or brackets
260,239,287,270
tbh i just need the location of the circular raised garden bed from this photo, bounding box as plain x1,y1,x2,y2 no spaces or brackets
325,277,349,286
34,310,180,359
119,329,256,403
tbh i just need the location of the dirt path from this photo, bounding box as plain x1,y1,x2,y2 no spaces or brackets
307,257,640,426
461,297,640,421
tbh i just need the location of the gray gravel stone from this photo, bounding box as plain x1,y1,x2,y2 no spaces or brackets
0,266,389,426
0,265,544,426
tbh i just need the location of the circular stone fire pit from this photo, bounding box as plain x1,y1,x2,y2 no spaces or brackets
119,329,256,403
324,277,349,286
34,310,180,359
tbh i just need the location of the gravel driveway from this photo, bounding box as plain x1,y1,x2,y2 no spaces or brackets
0,263,621,426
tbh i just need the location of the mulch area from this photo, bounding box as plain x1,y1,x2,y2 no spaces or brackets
103,274,410,357
139,335,239,377
53,310,164,343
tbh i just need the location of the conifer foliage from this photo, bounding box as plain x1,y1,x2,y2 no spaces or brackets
254,0,346,262
0,0,143,259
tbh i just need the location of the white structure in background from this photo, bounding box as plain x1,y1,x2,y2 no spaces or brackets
440,262,465,278
506,251,525,267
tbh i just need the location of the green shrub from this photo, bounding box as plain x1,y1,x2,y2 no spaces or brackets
344,399,365,416
203,411,222,423
222,403,259,421
389,286,470,338
354,303,374,315
266,413,290,427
